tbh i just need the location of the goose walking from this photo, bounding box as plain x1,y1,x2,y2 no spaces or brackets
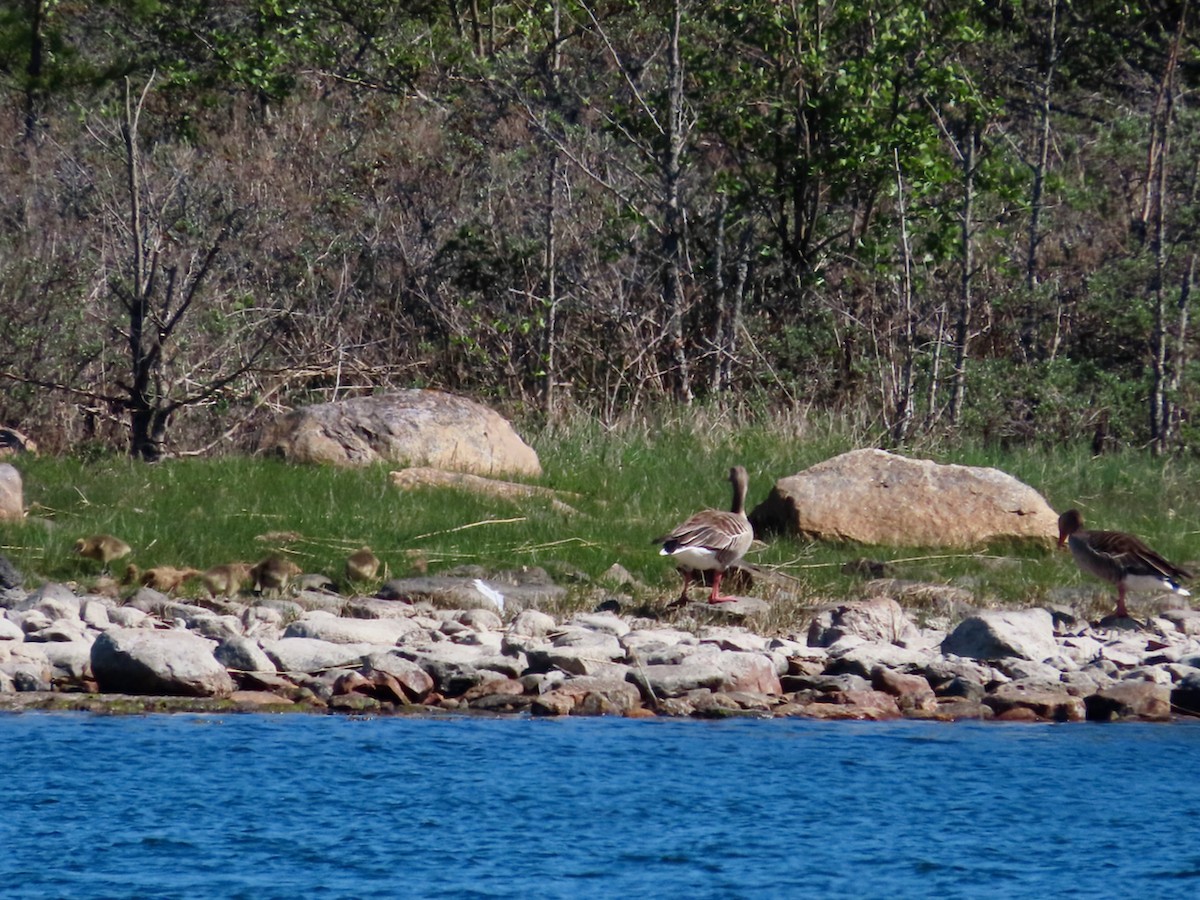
1057,508,1192,618
653,466,754,604
74,534,132,572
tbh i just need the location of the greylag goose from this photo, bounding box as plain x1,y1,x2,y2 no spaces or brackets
251,554,302,596
201,562,252,599
1057,508,1192,617
654,466,754,604
345,547,381,583
139,565,201,594
74,534,132,568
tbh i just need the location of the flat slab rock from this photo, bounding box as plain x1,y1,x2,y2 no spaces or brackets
679,597,771,617
390,467,578,514
377,576,565,612
749,448,1058,547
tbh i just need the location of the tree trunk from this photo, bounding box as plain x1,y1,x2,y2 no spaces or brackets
1149,140,1169,454
540,0,562,419
1022,0,1058,360
709,196,727,394
22,0,46,141
949,121,978,428
722,233,750,394
1166,252,1195,446
661,0,692,404
121,78,163,461
890,150,916,446
1025,0,1057,291
925,303,946,428
1147,6,1185,455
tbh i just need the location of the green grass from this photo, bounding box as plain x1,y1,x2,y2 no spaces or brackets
3,407,1200,632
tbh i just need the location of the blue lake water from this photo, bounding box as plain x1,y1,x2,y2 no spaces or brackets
2,713,1200,899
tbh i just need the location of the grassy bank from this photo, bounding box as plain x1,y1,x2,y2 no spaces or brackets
2,409,1198,632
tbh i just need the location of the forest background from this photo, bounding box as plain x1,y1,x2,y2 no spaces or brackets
0,0,1197,462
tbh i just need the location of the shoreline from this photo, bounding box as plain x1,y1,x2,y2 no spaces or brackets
4,573,1200,723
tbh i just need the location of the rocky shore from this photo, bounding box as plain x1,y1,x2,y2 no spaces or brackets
3,561,1200,723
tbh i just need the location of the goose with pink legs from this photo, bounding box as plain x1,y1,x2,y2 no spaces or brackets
654,466,755,605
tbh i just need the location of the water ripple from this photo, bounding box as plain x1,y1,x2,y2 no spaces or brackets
2,714,1200,898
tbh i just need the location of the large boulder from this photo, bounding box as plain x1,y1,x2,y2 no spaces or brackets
91,629,234,697
0,463,22,521
255,390,541,476
749,448,1057,547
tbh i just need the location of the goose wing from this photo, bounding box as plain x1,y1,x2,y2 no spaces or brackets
1088,529,1193,582
655,509,753,557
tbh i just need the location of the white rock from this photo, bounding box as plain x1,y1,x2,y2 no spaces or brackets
453,631,504,652
0,642,49,664
808,597,922,647
1100,645,1144,668
391,641,520,691
214,636,277,674
91,628,234,697
713,651,783,694
14,609,51,633
569,612,631,637
455,608,503,632
630,661,727,698
621,629,696,654
81,600,112,630
771,637,826,660
829,641,933,676
32,595,82,622
508,608,557,638
699,625,770,652
107,606,151,628
1060,635,1104,665
940,609,1057,662
995,657,1065,682
630,641,720,667
0,617,23,640
13,582,77,612
42,640,94,681
283,615,423,645
1125,665,1173,685
186,614,244,642
27,618,89,643
261,638,381,674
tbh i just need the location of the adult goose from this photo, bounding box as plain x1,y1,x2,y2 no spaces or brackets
1057,508,1192,618
653,466,754,604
